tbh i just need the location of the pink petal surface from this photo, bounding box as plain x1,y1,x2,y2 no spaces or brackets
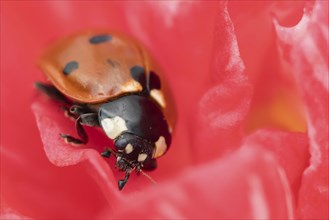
0,206,31,220
243,129,309,201
275,1,329,218
229,1,308,133
193,2,252,163
111,146,294,219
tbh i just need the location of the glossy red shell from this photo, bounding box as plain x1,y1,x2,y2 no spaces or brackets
38,30,151,103
38,29,176,129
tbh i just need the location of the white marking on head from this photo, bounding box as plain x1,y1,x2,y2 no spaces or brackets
138,153,148,162
150,89,166,108
125,144,134,154
154,136,167,158
101,116,128,139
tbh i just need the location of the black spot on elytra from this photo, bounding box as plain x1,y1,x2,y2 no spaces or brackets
149,71,161,90
130,65,146,89
63,61,79,75
89,34,112,44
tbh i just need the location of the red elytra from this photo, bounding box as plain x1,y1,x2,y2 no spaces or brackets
38,29,176,127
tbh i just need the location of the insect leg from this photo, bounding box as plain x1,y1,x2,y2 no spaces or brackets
118,171,130,190
60,113,99,145
101,147,117,158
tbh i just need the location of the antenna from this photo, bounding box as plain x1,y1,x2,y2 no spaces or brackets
140,169,157,186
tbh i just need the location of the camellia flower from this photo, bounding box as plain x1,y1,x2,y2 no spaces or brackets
1,1,328,219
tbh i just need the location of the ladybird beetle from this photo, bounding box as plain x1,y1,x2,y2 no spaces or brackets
36,30,175,190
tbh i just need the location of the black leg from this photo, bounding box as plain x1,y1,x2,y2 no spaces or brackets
101,147,117,158
35,82,70,104
118,171,130,190
62,105,94,120
60,117,88,145
36,82,101,146
69,105,91,116
60,133,86,145
101,149,111,158
80,113,100,127
60,113,99,145
61,106,77,120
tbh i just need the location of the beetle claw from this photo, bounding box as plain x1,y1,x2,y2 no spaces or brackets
60,133,85,146
118,171,130,190
118,179,127,190
101,147,118,158
101,150,111,158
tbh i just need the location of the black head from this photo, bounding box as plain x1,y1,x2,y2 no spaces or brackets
98,94,171,189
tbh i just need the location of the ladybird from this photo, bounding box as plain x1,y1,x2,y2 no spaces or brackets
36,30,175,190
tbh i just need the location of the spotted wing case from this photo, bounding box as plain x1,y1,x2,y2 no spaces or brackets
38,30,144,104
38,29,176,131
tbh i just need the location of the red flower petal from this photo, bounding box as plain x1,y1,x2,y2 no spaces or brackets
229,1,308,133
111,147,294,219
243,129,309,200
0,202,32,220
193,2,252,163
275,1,329,218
